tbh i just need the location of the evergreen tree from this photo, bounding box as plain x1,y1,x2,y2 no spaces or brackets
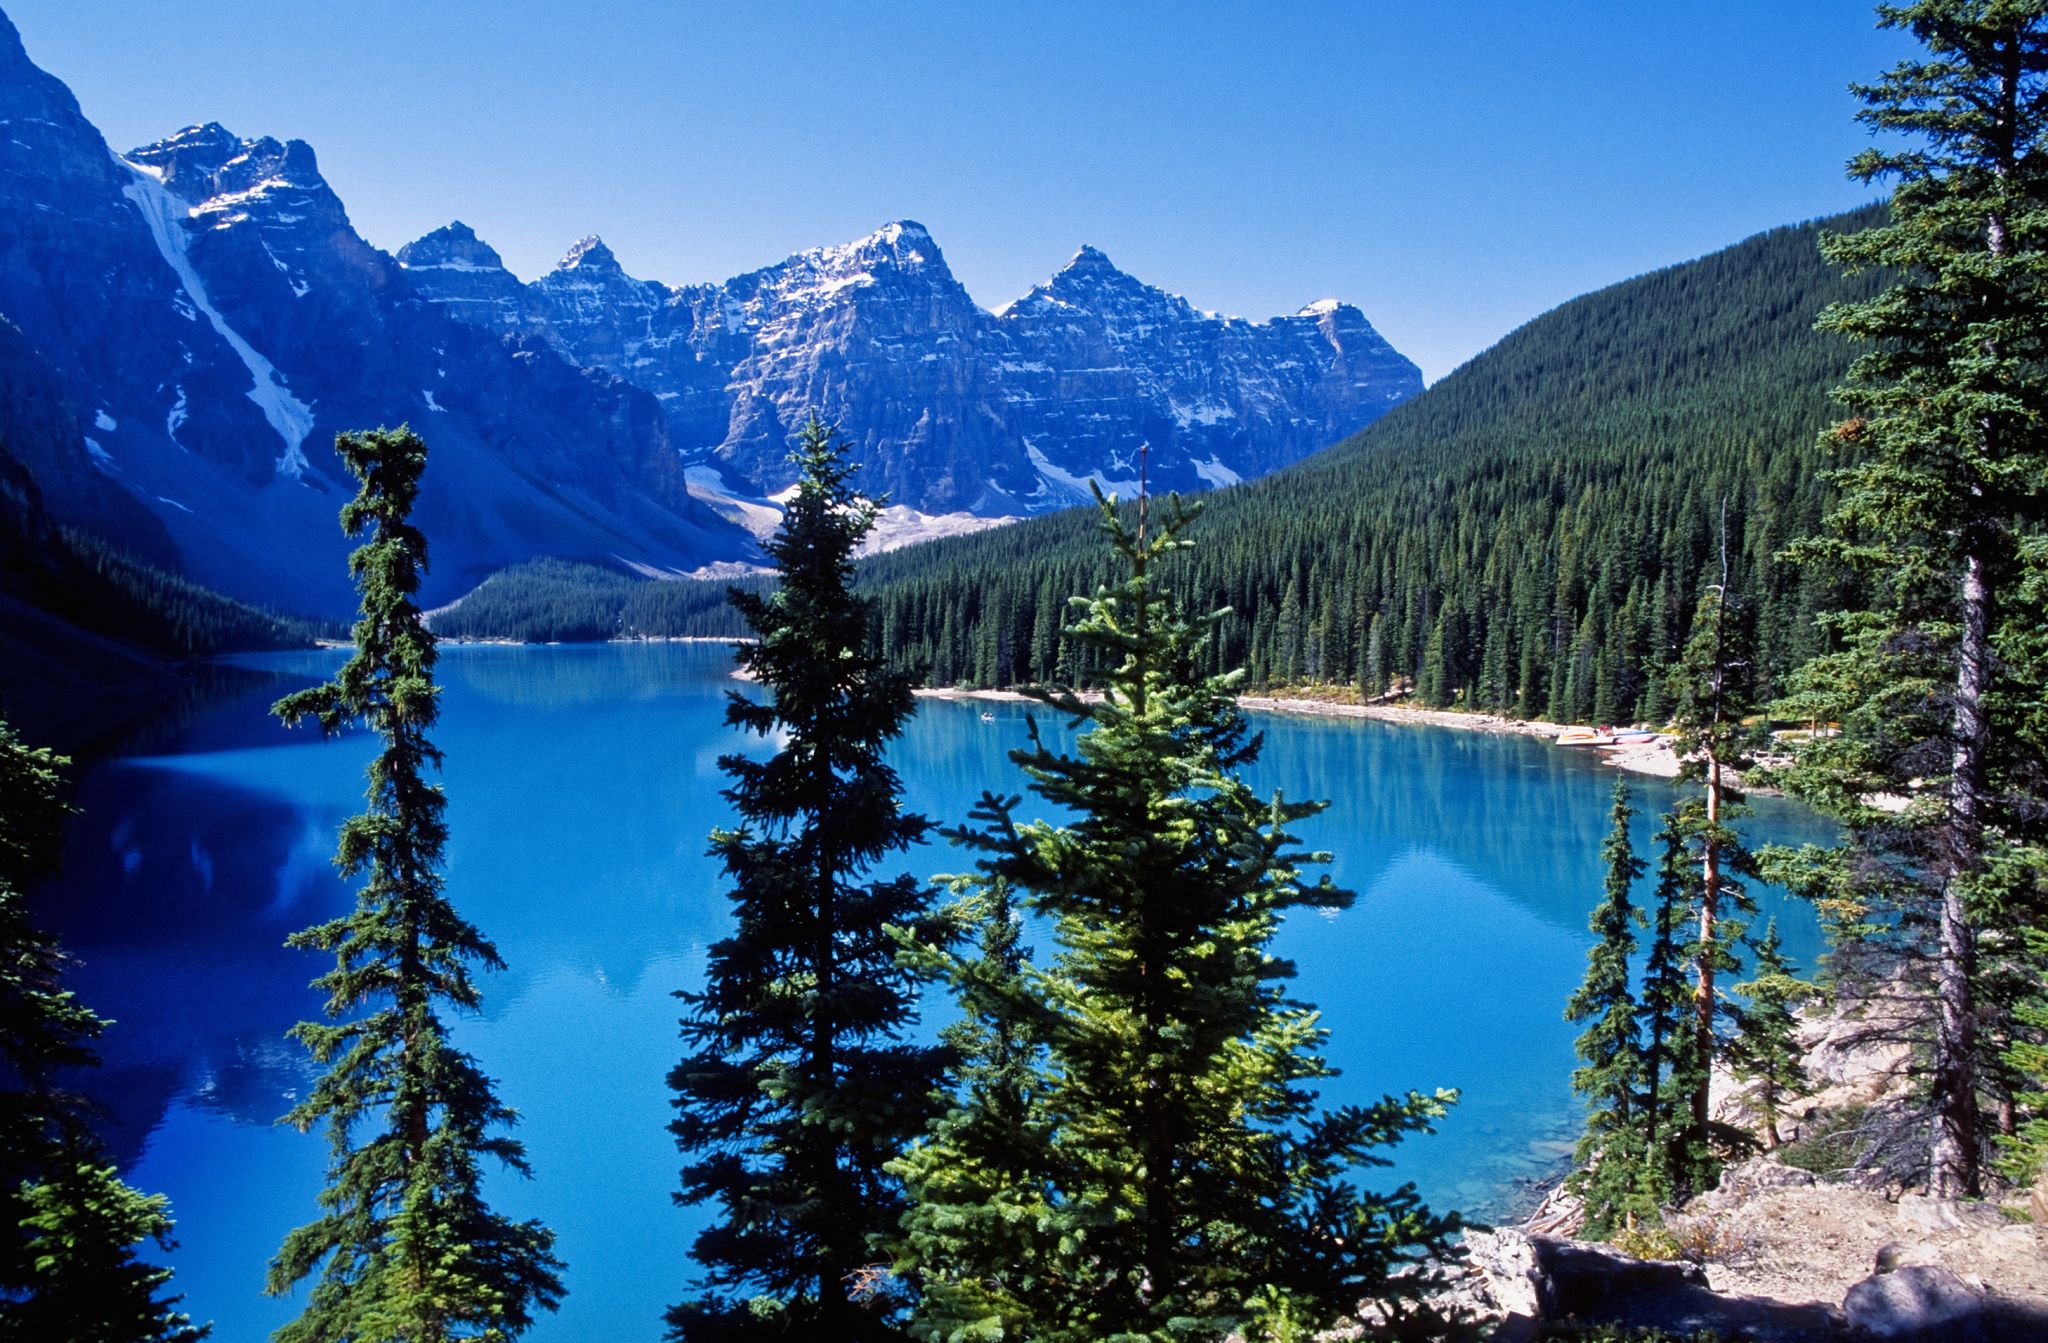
889,872,1056,1341
266,427,563,1343
0,718,206,1343
669,416,947,1341
1563,783,1651,1236
1637,819,1705,1203
905,488,1462,1342
1664,579,1762,1177
1773,0,2048,1198
1728,919,1817,1151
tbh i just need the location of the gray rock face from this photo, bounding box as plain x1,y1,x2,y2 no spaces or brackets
399,220,1423,514
0,10,749,615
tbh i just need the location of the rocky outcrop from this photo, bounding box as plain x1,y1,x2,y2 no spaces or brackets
1467,1172,2048,1343
399,219,1422,514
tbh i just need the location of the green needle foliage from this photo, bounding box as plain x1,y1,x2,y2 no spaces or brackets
1637,818,1705,1205
889,873,1058,1341
1729,919,1818,1152
1766,0,2048,1198
1564,782,1652,1236
669,416,948,1341
899,488,1462,1342
266,427,563,1343
1662,580,1762,1185
0,717,206,1343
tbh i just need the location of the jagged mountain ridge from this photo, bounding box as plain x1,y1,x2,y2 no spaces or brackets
397,219,1422,513
0,8,748,616
0,0,1418,620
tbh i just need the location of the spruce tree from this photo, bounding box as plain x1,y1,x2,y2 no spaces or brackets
888,870,1056,1341
1637,819,1704,1204
266,426,563,1343
668,416,946,1341
905,488,1461,1342
1729,920,1817,1151
0,718,207,1343
1664,579,1761,1178
1564,782,1650,1236
1773,0,2048,1197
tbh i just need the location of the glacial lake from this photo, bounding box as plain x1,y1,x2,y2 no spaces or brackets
42,642,1831,1341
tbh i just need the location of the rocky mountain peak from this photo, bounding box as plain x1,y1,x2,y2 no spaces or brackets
128,126,327,206
558,235,621,274
397,220,508,273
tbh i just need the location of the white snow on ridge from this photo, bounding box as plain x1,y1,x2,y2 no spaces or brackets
1025,443,1141,506
1191,457,1242,488
117,154,317,478
94,409,117,431
685,463,1017,555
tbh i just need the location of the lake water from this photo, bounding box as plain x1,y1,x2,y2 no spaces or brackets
41,642,1831,1341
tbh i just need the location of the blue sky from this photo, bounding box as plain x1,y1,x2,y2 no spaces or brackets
9,1,1908,381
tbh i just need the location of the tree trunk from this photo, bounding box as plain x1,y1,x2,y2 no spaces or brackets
1931,547,1988,1199
1693,749,1721,1151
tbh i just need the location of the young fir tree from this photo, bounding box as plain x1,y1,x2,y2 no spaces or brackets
668,416,947,1341
1637,818,1706,1204
888,869,1057,1341
903,488,1462,1342
0,718,207,1343
266,427,563,1343
1563,782,1651,1236
1729,919,1817,1151
1770,0,2048,1198
1663,580,1761,1182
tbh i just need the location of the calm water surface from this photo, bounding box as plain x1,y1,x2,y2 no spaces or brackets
42,643,1831,1341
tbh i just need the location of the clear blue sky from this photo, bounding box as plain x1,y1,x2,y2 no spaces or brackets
7,1,1908,382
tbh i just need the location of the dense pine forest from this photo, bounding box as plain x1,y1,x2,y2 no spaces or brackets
433,206,1884,728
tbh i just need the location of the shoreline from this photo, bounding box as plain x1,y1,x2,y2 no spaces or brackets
917,685,1687,781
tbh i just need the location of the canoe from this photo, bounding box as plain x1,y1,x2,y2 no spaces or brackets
1555,728,1616,747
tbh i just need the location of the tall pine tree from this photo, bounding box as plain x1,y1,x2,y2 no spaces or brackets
1664,578,1762,1183
0,717,207,1343
668,416,947,1341
900,487,1461,1342
1563,782,1651,1236
266,427,563,1343
1773,0,2048,1198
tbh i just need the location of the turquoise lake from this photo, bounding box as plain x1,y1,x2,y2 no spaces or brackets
42,642,1831,1341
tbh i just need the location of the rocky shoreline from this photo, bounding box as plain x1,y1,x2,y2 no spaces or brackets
918,686,1690,782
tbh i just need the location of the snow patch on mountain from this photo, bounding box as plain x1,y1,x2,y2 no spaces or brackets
118,154,315,477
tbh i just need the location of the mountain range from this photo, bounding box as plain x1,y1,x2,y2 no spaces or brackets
0,6,1418,617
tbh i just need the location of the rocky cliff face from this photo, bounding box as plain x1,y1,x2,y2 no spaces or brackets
0,11,748,615
401,220,1423,513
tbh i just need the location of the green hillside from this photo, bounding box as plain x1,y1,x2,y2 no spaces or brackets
855,205,1886,723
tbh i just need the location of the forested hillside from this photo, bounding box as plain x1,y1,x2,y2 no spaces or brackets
0,444,320,733
858,205,1885,723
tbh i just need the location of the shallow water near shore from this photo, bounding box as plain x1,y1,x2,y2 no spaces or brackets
41,642,1832,1340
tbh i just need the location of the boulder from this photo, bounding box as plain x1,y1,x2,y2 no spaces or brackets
1843,1265,1988,1340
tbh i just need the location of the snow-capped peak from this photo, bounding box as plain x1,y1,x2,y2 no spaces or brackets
1297,298,1343,317
559,235,621,273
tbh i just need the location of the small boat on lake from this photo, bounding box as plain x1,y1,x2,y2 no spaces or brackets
1611,728,1661,744
1554,727,1617,747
